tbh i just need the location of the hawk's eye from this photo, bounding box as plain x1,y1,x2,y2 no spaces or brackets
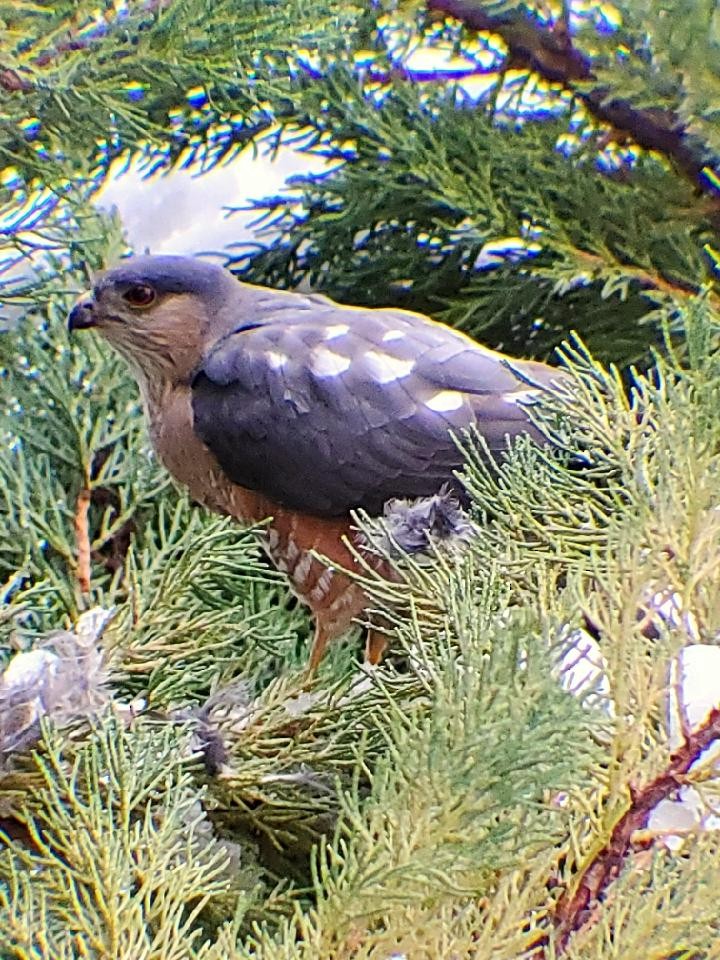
123,284,156,308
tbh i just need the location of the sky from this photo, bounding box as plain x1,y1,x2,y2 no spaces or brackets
0,27,608,312
1,39,559,277
89,43,503,258
93,143,324,257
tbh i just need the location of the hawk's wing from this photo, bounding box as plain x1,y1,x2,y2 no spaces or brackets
191,297,559,517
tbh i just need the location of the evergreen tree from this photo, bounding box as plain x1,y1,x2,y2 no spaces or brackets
1,1,719,957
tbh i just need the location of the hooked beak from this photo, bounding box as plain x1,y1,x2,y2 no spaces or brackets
67,299,97,331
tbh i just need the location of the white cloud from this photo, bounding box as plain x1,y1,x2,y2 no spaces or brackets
93,144,325,256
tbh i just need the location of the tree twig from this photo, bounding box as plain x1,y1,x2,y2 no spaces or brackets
547,706,720,954
74,487,92,594
0,0,172,87
427,0,720,203
0,68,32,93
571,249,720,309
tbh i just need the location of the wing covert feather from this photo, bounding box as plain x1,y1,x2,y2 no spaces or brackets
191,301,558,516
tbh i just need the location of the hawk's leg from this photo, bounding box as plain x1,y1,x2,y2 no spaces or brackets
307,623,389,672
364,628,388,666
307,620,332,673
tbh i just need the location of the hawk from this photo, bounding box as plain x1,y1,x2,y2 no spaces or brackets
68,255,559,669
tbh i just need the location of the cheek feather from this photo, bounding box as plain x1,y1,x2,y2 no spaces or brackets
141,294,208,340
100,293,209,381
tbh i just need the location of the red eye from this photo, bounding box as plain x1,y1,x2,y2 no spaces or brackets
123,284,156,307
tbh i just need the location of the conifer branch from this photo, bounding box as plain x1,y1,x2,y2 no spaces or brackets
31,0,172,69
73,487,92,595
353,63,500,85
427,0,720,202
2,6,720,954
548,706,720,955
0,0,172,90
0,69,31,94
569,249,720,309
428,0,591,83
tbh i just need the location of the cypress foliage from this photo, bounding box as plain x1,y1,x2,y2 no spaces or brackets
1,2,719,957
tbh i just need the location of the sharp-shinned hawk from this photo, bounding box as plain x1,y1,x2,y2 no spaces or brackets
68,255,559,668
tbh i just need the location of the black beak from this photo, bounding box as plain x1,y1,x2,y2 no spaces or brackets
67,300,97,331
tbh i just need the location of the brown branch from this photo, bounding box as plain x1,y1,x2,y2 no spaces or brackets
364,63,500,84
0,68,32,93
0,0,173,89
572,249,720,310
31,0,173,68
427,0,592,82
548,706,720,954
427,0,720,202
73,487,92,594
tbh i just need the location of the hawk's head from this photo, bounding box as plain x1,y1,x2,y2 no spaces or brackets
68,255,237,381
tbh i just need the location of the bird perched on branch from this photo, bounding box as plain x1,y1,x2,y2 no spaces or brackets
68,255,559,669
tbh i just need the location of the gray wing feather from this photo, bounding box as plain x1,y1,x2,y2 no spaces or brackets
191,300,558,517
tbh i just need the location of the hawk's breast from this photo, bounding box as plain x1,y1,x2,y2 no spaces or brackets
146,382,379,639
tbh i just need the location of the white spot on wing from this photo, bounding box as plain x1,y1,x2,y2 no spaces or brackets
311,346,351,377
364,350,414,383
382,330,405,342
501,388,540,405
323,323,350,340
266,351,289,370
426,390,465,412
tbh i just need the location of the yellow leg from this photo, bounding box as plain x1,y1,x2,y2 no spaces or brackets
308,622,389,673
364,628,388,666
307,621,332,674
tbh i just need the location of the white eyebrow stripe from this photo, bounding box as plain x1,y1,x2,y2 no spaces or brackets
364,350,414,383
311,346,352,377
382,330,405,342
323,323,350,340
425,390,465,412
